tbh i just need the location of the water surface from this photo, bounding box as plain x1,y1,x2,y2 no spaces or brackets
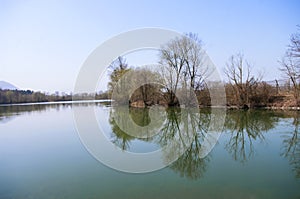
0,102,299,199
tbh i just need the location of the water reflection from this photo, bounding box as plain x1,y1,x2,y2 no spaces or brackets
0,104,48,123
0,101,108,124
159,108,211,180
109,112,135,150
170,149,210,180
224,110,278,163
109,107,300,179
281,111,300,178
2,102,300,180
109,106,213,179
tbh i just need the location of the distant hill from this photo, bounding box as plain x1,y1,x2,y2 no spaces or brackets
0,81,18,90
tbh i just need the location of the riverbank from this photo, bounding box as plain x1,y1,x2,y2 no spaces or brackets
0,99,112,107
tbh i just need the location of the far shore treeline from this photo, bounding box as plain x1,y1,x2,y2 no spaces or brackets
1,28,299,108
0,89,109,104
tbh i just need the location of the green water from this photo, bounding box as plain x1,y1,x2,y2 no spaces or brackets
0,102,300,199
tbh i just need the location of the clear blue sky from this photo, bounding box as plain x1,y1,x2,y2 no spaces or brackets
0,0,299,93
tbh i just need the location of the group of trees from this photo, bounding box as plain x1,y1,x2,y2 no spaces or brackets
224,25,299,108
224,53,279,108
108,58,163,106
109,34,213,107
0,89,109,104
222,28,300,108
108,27,300,108
224,53,261,108
0,89,49,104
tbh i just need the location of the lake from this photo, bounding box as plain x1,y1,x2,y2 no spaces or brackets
0,102,300,199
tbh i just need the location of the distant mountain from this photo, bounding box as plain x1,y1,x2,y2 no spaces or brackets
0,81,18,90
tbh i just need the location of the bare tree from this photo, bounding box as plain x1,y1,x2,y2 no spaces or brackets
159,38,185,106
224,53,260,108
280,26,300,106
181,33,207,90
159,33,207,106
288,26,300,58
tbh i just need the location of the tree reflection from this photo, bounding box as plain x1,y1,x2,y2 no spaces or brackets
224,110,277,163
109,116,135,151
166,111,210,180
159,108,214,180
109,107,136,150
0,104,49,124
109,107,300,180
169,147,210,180
156,108,182,146
281,111,300,178
109,106,162,150
0,102,109,124
109,106,213,180
129,107,150,127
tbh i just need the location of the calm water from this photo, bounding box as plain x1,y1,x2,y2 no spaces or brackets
0,102,300,199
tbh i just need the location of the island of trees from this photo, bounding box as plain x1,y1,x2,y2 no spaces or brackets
108,28,300,109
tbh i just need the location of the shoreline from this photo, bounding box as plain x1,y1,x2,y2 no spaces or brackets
0,99,112,107
1,100,300,111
